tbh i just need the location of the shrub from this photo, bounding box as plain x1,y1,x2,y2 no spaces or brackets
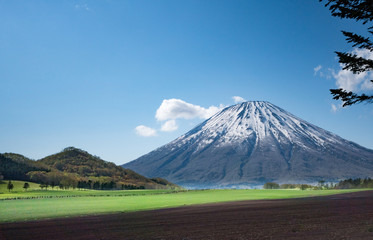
263,182,280,189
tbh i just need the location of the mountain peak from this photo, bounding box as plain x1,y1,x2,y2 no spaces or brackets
62,146,88,154
228,100,272,109
182,101,309,147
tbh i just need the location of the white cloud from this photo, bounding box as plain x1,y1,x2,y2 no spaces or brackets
332,48,373,92
135,125,157,137
314,65,322,75
135,99,224,136
155,99,222,121
232,96,246,103
332,67,369,92
331,104,338,113
161,120,178,132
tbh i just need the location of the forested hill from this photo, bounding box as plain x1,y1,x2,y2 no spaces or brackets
0,147,180,190
39,147,141,179
0,153,49,181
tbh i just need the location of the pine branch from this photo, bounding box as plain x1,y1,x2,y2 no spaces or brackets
342,30,373,50
321,1,373,106
322,0,373,24
336,51,373,73
330,88,373,106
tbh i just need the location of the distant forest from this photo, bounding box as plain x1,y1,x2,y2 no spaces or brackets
264,178,373,190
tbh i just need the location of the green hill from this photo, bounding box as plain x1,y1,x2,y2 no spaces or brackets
0,147,180,190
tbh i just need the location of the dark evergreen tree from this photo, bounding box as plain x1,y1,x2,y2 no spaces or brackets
23,182,30,191
77,181,82,190
87,180,92,189
321,0,373,106
7,181,14,192
93,181,100,190
50,181,56,189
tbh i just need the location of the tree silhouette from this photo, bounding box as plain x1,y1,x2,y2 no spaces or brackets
7,181,14,192
321,0,373,106
23,182,30,191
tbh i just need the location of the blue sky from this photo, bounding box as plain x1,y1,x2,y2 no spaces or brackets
1,0,372,165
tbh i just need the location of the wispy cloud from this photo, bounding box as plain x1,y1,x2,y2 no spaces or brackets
135,125,157,137
155,99,222,121
314,65,322,75
75,3,91,11
331,104,338,113
232,96,246,103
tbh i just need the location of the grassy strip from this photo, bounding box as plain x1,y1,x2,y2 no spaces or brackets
0,190,185,200
0,189,364,223
0,189,182,198
0,180,181,200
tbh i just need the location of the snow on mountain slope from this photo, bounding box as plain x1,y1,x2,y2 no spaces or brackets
123,101,373,188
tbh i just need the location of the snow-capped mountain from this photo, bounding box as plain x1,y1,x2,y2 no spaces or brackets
123,101,373,188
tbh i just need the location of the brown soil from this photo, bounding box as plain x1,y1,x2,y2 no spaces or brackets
1,191,373,240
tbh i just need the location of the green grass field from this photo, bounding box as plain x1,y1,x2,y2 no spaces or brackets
0,180,40,192
0,180,365,223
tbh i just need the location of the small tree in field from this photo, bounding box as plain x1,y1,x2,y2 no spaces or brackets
23,182,30,191
7,181,14,192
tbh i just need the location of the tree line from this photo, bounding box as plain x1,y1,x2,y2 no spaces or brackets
263,178,373,190
27,171,145,190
